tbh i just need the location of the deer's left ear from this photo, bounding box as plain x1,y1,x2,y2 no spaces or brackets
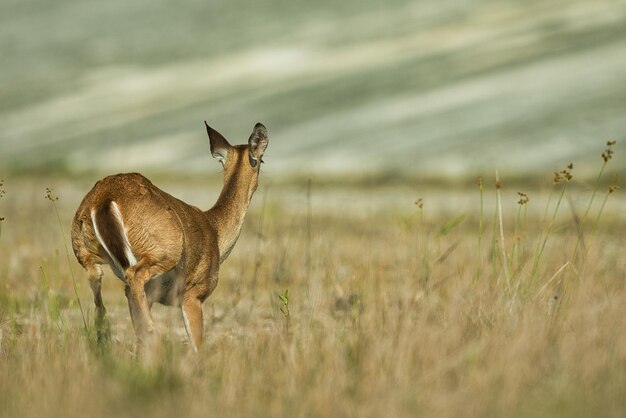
205,121,231,164
249,123,269,163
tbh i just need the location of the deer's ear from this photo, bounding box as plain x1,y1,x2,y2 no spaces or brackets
248,122,269,161
205,121,231,164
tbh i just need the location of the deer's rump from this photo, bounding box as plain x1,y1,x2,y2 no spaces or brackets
71,173,189,283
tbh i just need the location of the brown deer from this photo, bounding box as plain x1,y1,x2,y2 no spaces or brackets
71,122,268,352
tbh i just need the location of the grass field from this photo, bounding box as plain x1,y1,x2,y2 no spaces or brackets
2,0,625,416
0,145,624,417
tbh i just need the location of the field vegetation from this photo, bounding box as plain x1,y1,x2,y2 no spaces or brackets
0,143,624,417
2,0,625,415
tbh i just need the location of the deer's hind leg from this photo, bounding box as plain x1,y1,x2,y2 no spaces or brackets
124,257,170,357
86,262,110,344
72,214,110,343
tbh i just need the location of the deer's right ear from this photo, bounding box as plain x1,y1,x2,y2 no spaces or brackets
205,121,231,164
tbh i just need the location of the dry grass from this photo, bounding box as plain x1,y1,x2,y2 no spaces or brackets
0,166,624,418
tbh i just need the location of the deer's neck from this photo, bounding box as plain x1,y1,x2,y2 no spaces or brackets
206,168,257,262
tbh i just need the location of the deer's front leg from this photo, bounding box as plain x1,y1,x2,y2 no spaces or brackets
181,295,204,351
181,267,219,352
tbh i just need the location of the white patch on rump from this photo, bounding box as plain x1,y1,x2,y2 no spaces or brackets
110,201,138,266
90,208,124,278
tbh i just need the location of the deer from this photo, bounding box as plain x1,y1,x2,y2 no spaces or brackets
70,122,269,353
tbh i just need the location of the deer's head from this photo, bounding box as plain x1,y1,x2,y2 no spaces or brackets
204,121,269,193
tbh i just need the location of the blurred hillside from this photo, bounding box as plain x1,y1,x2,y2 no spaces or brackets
1,0,625,181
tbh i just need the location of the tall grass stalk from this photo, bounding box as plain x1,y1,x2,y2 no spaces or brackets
530,165,572,286
0,179,5,240
414,198,428,286
495,171,512,294
531,185,565,280
251,185,269,294
490,181,499,281
510,205,522,275
592,186,615,232
46,188,89,335
511,193,529,276
474,177,484,283
511,205,522,260
39,265,65,331
572,141,617,263
533,261,570,301
588,183,619,250
583,157,609,221
306,178,312,281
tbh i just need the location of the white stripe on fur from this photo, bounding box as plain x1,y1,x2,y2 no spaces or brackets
91,208,123,276
182,308,198,352
110,201,138,266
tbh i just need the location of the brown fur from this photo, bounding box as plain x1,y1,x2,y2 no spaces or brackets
71,122,269,352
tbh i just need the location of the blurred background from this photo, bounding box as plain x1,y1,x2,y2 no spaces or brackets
1,0,625,183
